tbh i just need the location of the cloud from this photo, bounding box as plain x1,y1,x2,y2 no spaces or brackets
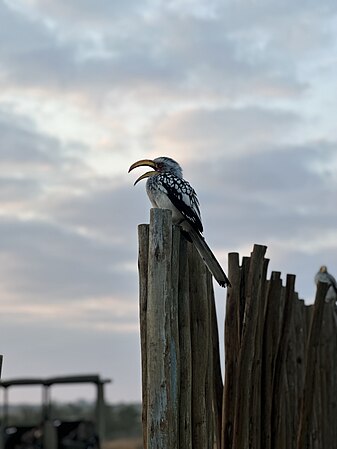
0,108,89,171
187,141,337,246
0,111,61,169
0,105,142,331
152,106,300,160
24,0,145,25
0,108,95,217
0,177,42,205
0,318,140,403
0,0,308,104
0,0,337,404
0,216,138,303
40,176,150,235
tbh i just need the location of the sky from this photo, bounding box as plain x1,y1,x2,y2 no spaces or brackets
0,0,337,405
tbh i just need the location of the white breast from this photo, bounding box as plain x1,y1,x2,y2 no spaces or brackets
146,184,184,224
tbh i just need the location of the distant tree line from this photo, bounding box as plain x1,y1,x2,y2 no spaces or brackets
1,401,142,440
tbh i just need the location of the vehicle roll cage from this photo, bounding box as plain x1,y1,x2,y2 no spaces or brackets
0,374,111,448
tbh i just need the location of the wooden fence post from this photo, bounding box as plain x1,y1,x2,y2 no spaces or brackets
138,208,218,449
188,243,211,449
261,271,282,449
296,281,330,449
138,221,337,449
271,274,296,449
138,224,149,449
232,244,267,449
145,208,176,449
178,235,192,449
222,252,240,449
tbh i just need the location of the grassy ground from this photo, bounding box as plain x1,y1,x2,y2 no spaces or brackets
103,437,143,449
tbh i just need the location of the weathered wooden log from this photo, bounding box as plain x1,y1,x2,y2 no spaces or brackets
232,244,267,449
222,252,240,449
178,235,192,449
209,275,223,449
138,221,337,449
249,256,269,449
296,281,329,449
261,272,282,449
146,208,176,449
138,224,149,449
271,274,296,449
189,243,212,449
170,226,181,447
138,208,220,449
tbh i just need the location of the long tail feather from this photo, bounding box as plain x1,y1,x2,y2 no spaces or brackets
188,227,231,288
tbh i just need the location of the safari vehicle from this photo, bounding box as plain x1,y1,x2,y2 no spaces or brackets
0,375,111,449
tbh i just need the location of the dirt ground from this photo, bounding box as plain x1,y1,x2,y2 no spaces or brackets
103,437,143,449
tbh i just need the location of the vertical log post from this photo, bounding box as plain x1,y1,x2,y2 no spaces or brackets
138,224,149,449
296,281,329,449
138,208,221,449
222,252,240,449
145,208,177,449
261,272,282,449
138,222,337,449
210,277,223,449
232,244,267,449
271,274,296,449
189,243,211,449
178,235,192,449
249,257,269,449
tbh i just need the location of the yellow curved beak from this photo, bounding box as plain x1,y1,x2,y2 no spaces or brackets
128,159,159,185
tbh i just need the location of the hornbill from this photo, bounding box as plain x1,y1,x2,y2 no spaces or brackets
128,156,230,288
315,265,337,301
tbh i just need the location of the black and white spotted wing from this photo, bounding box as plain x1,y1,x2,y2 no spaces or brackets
157,173,203,234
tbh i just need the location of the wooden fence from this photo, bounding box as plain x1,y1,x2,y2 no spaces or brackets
138,208,337,449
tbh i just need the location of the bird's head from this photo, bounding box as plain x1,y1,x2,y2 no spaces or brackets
128,156,183,185
320,265,328,273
